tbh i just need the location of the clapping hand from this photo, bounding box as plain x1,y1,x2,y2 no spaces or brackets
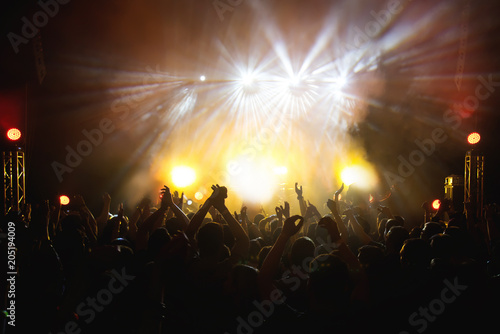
160,185,175,210
275,202,290,221
282,215,304,238
208,184,228,211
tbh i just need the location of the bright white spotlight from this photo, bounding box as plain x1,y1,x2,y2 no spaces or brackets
229,158,278,203
273,166,288,175
288,75,301,88
337,76,347,88
171,166,196,188
341,166,359,186
200,75,206,82
242,73,255,87
340,165,377,189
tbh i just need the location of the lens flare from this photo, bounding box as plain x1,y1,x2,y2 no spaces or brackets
194,191,204,200
171,166,196,188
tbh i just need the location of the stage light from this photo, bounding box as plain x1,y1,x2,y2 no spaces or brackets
432,199,441,210
273,166,288,175
241,73,255,87
186,199,193,206
6,128,21,141
341,167,357,186
229,157,277,203
288,75,301,88
337,76,347,88
340,164,377,189
467,132,480,145
194,191,204,201
200,75,206,82
171,166,196,188
60,195,70,205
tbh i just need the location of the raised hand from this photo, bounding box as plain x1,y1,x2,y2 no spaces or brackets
277,202,290,219
295,182,303,199
160,185,175,209
240,206,248,223
118,202,124,219
208,184,228,210
282,215,304,238
307,200,321,219
318,216,341,242
275,206,283,222
173,190,184,208
103,192,111,205
335,183,344,202
327,199,338,213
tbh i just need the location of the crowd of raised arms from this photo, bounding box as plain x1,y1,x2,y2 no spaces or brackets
1,182,499,334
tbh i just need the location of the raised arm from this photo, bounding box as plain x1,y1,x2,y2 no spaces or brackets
210,185,250,261
162,186,190,230
327,199,348,241
185,190,215,241
344,208,372,245
258,215,304,299
96,192,111,234
136,198,168,251
75,195,97,243
128,198,149,241
318,216,360,271
295,182,307,217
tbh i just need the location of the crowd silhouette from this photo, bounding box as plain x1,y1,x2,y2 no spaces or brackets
1,181,499,333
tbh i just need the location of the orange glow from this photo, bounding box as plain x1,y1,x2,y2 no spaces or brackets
467,132,481,145
194,191,204,200
6,128,21,141
60,195,70,205
432,199,441,210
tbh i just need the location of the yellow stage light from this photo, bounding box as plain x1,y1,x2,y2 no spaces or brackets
273,166,288,175
340,164,377,189
229,157,277,203
171,166,196,188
